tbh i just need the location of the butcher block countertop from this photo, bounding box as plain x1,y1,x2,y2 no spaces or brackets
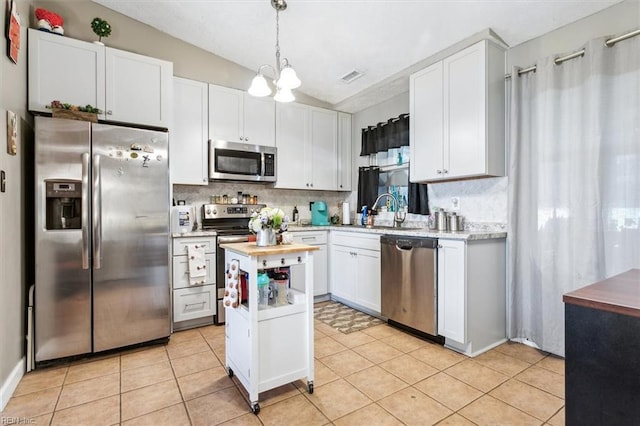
219,242,319,256
563,269,640,318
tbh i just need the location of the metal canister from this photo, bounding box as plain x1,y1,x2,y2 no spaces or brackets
435,210,448,231
448,213,460,231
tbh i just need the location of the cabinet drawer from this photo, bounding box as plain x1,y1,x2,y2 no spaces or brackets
332,231,380,251
292,231,328,245
173,285,216,323
172,253,216,289
257,253,307,270
172,237,216,255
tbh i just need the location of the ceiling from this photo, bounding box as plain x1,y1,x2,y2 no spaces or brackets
92,0,622,112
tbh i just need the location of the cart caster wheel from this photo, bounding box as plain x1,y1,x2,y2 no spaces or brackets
307,382,314,394
251,402,260,415
226,367,234,378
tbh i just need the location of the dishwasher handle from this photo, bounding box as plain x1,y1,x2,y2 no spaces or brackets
396,241,414,250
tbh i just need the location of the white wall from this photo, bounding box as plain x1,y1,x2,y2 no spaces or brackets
507,0,639,69
1,0,32,410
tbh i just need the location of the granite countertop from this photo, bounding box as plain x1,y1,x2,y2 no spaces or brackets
286,224,506,241
173,225,506,241
563,269,640,318
171,230,217,238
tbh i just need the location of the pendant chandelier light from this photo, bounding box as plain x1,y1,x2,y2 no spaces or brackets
248,0,301,102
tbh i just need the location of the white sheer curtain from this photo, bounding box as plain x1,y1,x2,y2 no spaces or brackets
508,32,640,357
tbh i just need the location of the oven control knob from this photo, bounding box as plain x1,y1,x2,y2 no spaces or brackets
212,209,217,215
206,208,211,215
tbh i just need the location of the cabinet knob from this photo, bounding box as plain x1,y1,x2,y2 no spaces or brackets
280,258,286,265
240,136,244,141
245,137,249,141
437,245,443,249
106,110,113,115
443,169,448,174
437,170,442,174
306,183,309,187
339,184,343,188
297,256,302,263
310,183,313,187
262,260,267,267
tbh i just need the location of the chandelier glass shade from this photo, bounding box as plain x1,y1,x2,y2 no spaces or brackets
248,0,300,102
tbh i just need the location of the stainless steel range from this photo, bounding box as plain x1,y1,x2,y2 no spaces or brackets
202,203,265,324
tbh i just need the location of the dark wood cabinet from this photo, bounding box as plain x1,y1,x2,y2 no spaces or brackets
563,269,640,425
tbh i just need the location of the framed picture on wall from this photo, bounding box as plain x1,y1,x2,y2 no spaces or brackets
7,0,21,64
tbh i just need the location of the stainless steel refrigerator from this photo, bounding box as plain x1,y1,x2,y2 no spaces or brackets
34,116,170,363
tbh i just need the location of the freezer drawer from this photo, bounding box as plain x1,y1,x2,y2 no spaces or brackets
173,285,216,322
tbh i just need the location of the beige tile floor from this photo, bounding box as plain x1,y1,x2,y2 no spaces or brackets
2,320,565,425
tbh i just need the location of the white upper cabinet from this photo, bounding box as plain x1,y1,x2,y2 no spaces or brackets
337,112,352,191
171,77,209,185
29,29,105,116
208,84,275,147
274,102,308,189
275,103,338,190
28,29,173,128
105,48,173,128
410,39,505,182
310,107,338,191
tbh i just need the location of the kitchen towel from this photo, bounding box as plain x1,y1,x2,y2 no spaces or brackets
223,259,240,309
187,244,207,286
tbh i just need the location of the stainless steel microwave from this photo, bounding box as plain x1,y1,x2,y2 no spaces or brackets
208,140,277,182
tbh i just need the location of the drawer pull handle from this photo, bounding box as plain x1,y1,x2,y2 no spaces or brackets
184,301,206,311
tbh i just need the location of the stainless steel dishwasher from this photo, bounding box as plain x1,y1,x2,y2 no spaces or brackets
381,235,442,341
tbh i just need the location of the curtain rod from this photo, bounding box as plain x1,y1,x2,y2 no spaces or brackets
505,27,640,79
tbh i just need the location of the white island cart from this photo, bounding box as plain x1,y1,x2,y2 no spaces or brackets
220,242,318,414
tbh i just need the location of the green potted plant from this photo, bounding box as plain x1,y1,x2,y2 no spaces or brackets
91,17,111,45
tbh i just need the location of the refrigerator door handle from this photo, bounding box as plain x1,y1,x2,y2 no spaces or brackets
81,153,90,269
92,154,102,270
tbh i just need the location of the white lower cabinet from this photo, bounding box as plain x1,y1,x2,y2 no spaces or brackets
171,236,216,327
290,231,328,296
437,238,506,357
330,231,381,314
173,286,216,323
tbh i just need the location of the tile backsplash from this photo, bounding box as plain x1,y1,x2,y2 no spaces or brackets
428,176,507,224
174,182,349,225
174,175,507,230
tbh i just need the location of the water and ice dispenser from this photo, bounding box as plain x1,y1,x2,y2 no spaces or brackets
45,180,82,230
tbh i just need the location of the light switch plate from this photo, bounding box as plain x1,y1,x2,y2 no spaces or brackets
451,197,460,211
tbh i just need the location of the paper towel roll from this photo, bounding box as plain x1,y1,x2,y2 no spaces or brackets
342,202,351,225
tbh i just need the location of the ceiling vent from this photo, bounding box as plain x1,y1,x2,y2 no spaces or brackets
340,69,364,84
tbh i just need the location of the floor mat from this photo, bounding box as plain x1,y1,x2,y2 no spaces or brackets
314,301,384,334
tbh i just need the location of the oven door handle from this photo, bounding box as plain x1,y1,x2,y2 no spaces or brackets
218,235,250,244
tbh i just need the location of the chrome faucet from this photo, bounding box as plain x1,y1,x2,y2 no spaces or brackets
371,193,406,227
